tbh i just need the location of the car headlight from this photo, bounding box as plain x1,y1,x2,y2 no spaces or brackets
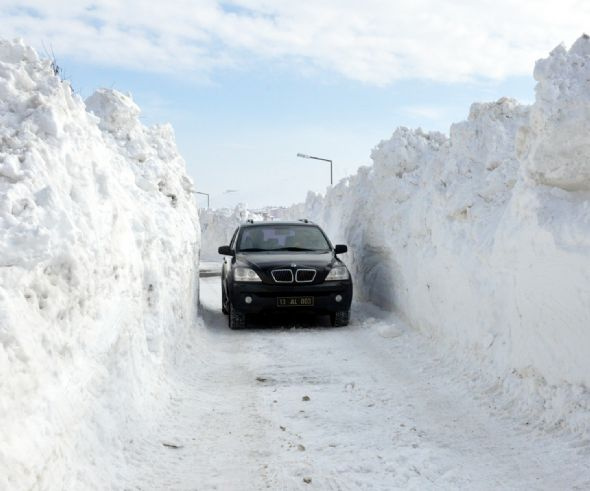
234,267,262,282
325,266,349,281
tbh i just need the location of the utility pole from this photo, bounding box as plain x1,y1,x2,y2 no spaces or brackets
191,191,210,208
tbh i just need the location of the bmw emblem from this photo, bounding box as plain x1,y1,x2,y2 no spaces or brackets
291,263,297,268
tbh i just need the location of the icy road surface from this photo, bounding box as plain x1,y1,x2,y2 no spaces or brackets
123,275,590,490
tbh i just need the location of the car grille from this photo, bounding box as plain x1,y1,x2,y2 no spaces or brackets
271,268,317,283
295,269,316,283
271,269,294,283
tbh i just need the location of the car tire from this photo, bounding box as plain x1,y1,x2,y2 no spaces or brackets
330,310,350,327
229,304,246,330
221,282,229,315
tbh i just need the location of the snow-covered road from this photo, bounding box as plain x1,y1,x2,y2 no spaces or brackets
121,274,590,490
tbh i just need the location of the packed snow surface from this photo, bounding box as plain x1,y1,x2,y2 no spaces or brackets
0,39,199,488
279,36,590,435
115,276,590,489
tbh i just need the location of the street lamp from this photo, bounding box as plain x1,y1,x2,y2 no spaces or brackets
190,190,210,208
297,153,333,185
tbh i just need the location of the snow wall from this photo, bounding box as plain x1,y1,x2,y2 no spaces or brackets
0,40,200,488
199,205,263,260
285,36,590,432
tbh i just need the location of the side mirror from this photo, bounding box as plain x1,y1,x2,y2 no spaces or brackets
334,244,347,255
218,245,234,256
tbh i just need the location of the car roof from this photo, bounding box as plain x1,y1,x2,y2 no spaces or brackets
239,221,317,227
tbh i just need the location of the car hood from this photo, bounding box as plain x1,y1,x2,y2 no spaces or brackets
236,251,335,270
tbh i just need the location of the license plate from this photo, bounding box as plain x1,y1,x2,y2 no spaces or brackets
277,296,314,307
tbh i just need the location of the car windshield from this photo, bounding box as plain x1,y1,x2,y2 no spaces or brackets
237,225,331,252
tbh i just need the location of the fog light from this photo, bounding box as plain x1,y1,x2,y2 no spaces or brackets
245,296,253,304
335,294,343,303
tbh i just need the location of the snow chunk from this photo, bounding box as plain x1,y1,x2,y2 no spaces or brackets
85,88,141,137
523,34,590,190
376,322,403,339
0,38,39,64
371,127,447,180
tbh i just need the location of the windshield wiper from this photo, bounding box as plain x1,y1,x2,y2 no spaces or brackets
273,247,317,251
240,247,329,252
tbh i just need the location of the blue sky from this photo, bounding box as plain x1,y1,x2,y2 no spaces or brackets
63,59,535,209
2,1,588,208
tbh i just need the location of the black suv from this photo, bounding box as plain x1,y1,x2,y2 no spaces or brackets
218,220,352,329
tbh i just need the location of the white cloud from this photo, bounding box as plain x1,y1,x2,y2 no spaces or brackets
1,0,590,84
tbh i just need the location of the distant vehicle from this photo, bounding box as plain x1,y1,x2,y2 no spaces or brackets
218,220,352,329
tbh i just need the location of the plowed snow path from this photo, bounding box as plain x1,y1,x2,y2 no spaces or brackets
123,276,590,490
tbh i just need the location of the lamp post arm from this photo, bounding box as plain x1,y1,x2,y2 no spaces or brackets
297,154,333,185
305,156,331,163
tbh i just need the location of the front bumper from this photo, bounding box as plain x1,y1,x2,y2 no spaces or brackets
229,280,353,314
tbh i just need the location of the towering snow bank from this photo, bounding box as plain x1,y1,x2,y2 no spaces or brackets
0,39,199,488
286,37,590,433
199,204,263,260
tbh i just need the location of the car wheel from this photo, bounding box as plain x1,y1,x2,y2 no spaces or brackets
330,310,350,327
229,304,246,330
221,281,229,315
